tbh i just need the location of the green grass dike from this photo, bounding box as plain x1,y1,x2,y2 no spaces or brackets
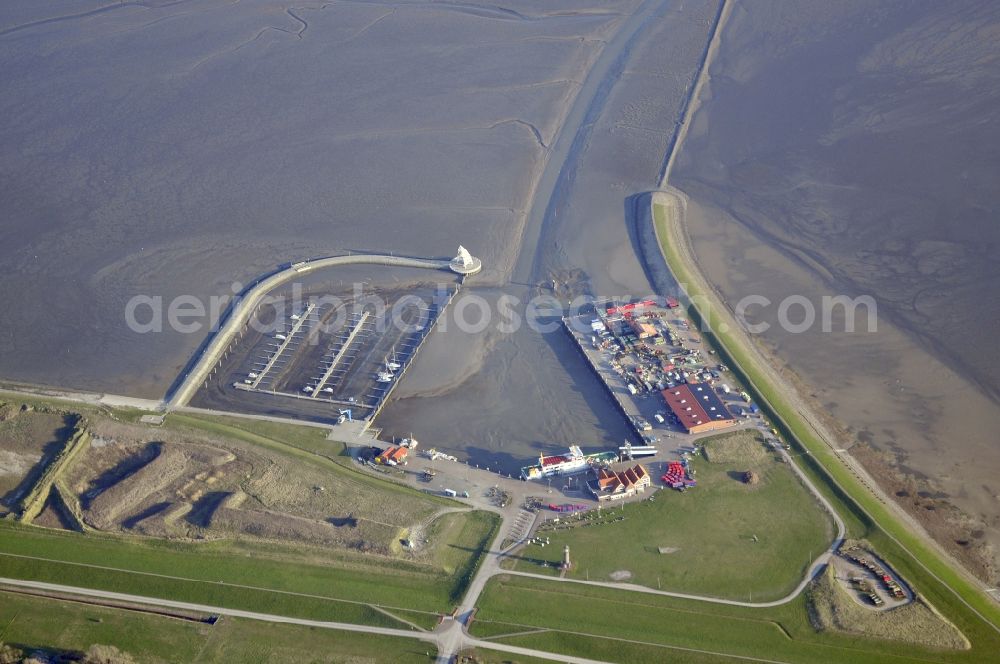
649,194,1000,648
0,591,436,663
462,194,1000,663
471,573,990,664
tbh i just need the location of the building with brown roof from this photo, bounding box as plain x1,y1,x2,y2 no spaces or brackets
630,320,658,339
375,446,409,466
661,383,736,434
588,464,651,502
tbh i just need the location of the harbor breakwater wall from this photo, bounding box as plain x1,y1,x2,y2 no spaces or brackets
167,254,453,409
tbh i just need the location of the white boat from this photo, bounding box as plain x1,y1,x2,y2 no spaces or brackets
521,446,587,480
520,446,619,480
376,370,394,383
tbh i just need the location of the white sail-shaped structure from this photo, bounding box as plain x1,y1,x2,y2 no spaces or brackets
449,245,482,275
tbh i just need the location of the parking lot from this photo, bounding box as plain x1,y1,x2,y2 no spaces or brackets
193,284,452,422
562,300,777,455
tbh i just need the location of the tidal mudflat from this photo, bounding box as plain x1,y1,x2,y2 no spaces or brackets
672,0,1000,580
0,0,725,472
0,0,642,397
380,0,725,468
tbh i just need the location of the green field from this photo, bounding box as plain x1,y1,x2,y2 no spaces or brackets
471,574,996,664
0,506,498,627
7,254,1000,664
506,439,833,600
701,429,769,465
430,511,501,576
165,412,455,508
459,648,556,664
0,399,499,630
643,197,1000,655
652,197,1000,609
0,591,436,663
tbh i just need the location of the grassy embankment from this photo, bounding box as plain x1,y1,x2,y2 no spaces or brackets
472,574,985,664
165,412,456,509
18,420,89,524
809,565,968,650
467,198,1000,662
0,406,77,514
0,406,498,631
651,198,1000,630
0,390,147,425
0,591,436,663
506,431,833,601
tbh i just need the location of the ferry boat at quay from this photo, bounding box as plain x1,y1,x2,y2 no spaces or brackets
520,445,618,480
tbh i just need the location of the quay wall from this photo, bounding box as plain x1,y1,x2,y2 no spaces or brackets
561,318,645,443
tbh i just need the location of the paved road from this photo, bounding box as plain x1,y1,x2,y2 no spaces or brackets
652,188,1000,632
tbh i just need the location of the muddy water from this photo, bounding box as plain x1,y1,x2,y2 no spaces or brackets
0,0,724,474
0,0,641,397
378,0,725,471
383,287,637,473
673,1,1000,574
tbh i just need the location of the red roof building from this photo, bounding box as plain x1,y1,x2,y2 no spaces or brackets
588,464,651,502
661,383,736,434
376,446,409,465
